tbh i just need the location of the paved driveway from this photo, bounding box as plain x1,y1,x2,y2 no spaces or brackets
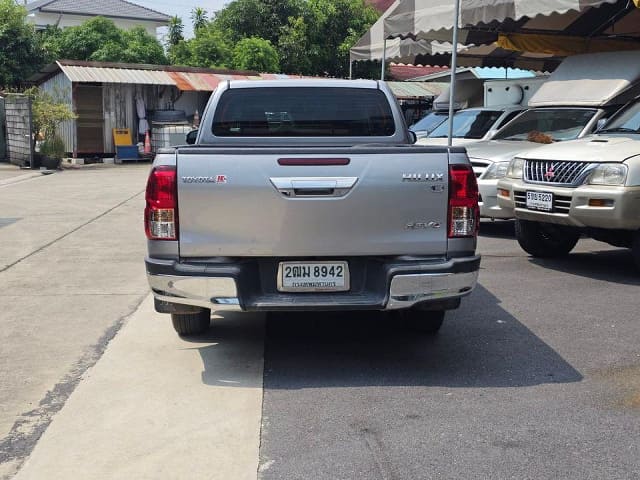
1,165,639,479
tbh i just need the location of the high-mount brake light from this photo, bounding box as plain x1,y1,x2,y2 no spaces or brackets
448,164,479,238
145,165,178,240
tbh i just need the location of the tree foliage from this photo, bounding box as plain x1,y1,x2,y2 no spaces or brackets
42,17,167,64
233,37,280,72
168,0,380,77
191,7,209,33
167,16,184,47
0,0,45,88
169,26,230,68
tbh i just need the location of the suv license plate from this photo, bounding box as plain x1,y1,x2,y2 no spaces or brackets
526,191,553,211
277,261,350,292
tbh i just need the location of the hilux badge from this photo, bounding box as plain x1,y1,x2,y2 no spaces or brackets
402,173,445,182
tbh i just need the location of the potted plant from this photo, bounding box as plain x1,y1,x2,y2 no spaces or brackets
24,87,75,169
39,134,65,169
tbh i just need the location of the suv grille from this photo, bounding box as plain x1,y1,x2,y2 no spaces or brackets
524,160,593,185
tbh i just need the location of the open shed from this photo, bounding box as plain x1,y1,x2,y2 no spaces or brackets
29,60,303,158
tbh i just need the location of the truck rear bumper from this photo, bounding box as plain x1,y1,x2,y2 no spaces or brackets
146,255,480,312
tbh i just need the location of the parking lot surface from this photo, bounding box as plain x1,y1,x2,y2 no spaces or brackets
1,166,639,479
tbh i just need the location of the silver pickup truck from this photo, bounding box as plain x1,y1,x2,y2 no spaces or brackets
144,79,481,336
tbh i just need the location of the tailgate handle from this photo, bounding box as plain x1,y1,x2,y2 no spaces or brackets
270,177,358,198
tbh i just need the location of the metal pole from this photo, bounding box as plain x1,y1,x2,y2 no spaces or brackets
349,60,353,80
381,38,387,80
447,0,461,147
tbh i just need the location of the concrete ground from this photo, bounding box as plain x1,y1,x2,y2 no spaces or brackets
1,164,639,479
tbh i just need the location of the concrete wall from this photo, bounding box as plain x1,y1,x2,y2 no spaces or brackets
4,95,33,167
0,97,6,162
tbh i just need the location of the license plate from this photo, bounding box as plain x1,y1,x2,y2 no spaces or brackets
526,191,553,211
277,261,350,292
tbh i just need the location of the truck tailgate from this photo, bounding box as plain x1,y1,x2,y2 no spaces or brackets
177,146,450,258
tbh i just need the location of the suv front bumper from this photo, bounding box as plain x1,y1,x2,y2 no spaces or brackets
497,179,640,230
146,255,480,312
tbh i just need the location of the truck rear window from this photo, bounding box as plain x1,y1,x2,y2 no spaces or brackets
211,87,396,137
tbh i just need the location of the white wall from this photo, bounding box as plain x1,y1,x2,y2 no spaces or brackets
28,12,164,36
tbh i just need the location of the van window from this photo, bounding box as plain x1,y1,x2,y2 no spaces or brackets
494,108,597,142
212,87,396,137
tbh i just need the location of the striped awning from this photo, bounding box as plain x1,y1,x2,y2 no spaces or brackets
383,0,640,47
351,0,640,72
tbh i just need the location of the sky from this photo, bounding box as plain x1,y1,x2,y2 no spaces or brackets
135,0,228,39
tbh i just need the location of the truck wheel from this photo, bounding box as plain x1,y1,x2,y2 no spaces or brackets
515,219,579,258
171,309,211,336
395,309,445,334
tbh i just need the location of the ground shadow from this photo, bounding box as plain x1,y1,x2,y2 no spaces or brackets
529,247,640,286
478,219,515,239
194,283,579,390
188,312,265,388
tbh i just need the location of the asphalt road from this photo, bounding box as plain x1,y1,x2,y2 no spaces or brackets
1,164,639,479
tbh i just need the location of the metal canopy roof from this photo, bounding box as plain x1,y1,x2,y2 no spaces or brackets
30,61,292,91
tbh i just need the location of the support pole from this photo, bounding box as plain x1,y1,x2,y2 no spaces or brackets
381,38,387,80
349,60,353,80
447,0,461,147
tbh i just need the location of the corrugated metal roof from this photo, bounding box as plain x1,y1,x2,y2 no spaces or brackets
26,0,171,22
386,81,447,98
53,63,308,91
59,65,175,85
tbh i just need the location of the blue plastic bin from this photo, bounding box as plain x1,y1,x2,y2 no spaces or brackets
116,145,139,161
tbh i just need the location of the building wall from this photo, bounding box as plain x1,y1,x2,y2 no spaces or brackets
39,71,76,155
28,12,164,35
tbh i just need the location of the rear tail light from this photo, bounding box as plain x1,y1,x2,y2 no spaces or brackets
145,165,178,240
448,164,479,238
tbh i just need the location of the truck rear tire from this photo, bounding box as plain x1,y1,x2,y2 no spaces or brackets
171,309,211,336
395,309,445,334
515,219,579,258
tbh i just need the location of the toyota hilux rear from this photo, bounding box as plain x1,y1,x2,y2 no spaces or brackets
145,79,480,336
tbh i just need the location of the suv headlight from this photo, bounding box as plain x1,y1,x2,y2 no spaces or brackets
482,161,510,180
588,163,628,185
505,158,524,179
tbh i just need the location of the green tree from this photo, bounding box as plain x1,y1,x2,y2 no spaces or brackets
42,17,167,64
91,27,168,64
191,7,209,33
212,0,303,45
205,0,379,77
0,0,45,88
304,0,379,78
174,26,231,68
167,16,184,47
277,16,311,75
232,37,279,72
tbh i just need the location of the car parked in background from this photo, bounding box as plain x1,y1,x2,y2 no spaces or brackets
409,110,448,139
465,51,640,219
417,105,525,146
497,97,640,268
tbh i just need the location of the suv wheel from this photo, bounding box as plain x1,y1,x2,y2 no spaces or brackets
515,219,579,258
171,309,211,336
